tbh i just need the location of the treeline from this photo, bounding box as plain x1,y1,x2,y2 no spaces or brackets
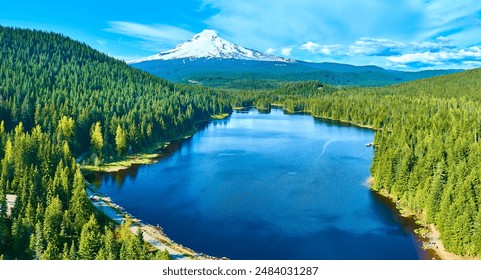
0,26,231,259
133,58,457,90
222,81,337,110
185,70,401,89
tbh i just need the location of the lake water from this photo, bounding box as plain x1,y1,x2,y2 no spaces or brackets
88,108,427,259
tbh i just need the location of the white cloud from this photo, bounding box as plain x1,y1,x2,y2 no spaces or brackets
196,1,481,69
98,1,481,70
343,36,469,69
298,36,463,65
265,48,276,54
300,42,344,56
105,21,194,50
462,60,481,67
387,46,481,67
411,36,454,52
349,38,407,56
281,47,292,56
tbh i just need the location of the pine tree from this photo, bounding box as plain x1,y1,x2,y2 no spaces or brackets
56,116,75,145
62,242,70,260
118,218,139,260
115,125,127,155
473,211,481,256
42,196,63,253
33,222,45,259
78,214,100,260
90,122,104,153
134,227,147,260
426,160,446,223
68,168,90,235
41,242,61,260
11,218,31,259
154,249,173,260
103,226,118,260
69,240,78,260
95,248,106,260
0,182,9,254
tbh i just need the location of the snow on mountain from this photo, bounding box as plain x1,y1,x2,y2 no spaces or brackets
128,29,292,64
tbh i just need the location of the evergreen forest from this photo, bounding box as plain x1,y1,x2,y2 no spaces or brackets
1,25,481,259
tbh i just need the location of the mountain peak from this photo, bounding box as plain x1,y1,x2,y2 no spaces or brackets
128,30,292,64
194,29,218,38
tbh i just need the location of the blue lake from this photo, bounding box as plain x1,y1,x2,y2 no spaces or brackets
88,108,428,259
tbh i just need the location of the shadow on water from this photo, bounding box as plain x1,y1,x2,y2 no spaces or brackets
313,116,373,130
86,121,215,188
84,141,181,189
369,190,440,260
257,108,271,114
234,108,251,114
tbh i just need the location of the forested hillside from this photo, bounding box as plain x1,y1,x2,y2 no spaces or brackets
132,58,458,90
0,26,231,259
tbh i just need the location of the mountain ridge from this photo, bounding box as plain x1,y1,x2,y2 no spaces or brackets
129,29,461,89
132,57,460,89
128,29,291,64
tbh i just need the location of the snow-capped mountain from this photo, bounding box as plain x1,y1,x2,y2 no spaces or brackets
128,29,459,88
128,29,291,64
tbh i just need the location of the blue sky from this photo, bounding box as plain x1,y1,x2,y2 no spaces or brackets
2,0,481,70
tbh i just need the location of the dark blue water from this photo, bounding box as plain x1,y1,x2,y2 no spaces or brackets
88,108,427,260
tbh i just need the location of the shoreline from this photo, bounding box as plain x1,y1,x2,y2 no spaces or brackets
82,107,470,260
85,182,220,260
281,107,380,131
81,114,231,173
80,114,233,260
374,187,470,260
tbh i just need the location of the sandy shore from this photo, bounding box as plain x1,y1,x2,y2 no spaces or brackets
85,183,219,260
421,224,477,260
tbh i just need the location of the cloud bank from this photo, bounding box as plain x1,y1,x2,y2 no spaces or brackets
104,0,481,69
199,0,481,69
387,46,481,67
298,36,481,69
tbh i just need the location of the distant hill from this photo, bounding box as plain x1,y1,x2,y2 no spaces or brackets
132,58,459,89
129,30,460,89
